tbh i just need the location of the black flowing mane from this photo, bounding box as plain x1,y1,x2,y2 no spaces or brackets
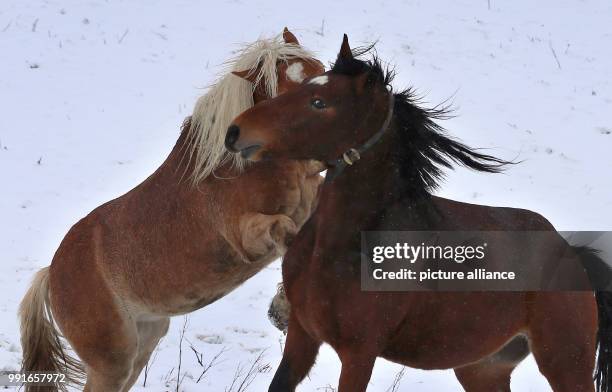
331,48,512,198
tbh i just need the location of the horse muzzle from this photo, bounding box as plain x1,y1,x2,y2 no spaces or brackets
225,124,263,160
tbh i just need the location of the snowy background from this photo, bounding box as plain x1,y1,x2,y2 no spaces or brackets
1,0,611,390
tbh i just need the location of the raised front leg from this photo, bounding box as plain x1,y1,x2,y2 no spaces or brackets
290,160,324,226
269,316,321,392
268,283,291,333
238,213,298,263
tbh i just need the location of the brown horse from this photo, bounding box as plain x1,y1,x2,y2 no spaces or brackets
226,35,612,392
18,29,325,392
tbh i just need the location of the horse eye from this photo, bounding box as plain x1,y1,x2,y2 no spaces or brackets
311,98,326,109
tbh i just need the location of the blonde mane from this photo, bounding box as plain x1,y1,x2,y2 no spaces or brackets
185,34,318,185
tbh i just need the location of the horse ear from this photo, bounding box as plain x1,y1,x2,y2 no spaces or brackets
283,27,300,45
232,69,254,83
232,68,258,84
339,34,353,61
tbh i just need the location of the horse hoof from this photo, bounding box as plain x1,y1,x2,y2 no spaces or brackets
268,283,290,334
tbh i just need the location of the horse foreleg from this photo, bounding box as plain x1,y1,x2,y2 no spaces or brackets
269,316,320,392
268,284,291,333
239,212,297,262
336,348,377,392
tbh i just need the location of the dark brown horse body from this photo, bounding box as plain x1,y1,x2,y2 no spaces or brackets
277,147,596,391
226,36,610,392
19,30,325,392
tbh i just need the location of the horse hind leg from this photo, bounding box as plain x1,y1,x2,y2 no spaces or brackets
454,335,530,392
75,301,143,392
528,292,597,392
120,317,170,392
66,309,138,392
75,310,139,392
48,256,139,391
64,301,168,392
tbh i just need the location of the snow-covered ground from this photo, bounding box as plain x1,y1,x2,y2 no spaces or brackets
1,0,611,390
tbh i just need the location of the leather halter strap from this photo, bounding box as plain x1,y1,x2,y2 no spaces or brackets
325,90,395,182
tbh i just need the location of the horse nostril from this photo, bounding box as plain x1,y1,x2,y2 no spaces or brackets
225,124,240,151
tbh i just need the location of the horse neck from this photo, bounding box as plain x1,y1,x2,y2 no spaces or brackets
156,118,236,185
314,123,404,240
152,124,193,185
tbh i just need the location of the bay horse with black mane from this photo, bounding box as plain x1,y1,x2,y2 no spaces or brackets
19,29,325,392
226,35,612,392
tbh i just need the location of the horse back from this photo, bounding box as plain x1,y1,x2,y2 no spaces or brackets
429,196,556,231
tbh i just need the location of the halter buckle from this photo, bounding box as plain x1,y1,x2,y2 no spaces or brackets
342,148,361,165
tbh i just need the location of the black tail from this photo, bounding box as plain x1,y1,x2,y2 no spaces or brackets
574,246,612,392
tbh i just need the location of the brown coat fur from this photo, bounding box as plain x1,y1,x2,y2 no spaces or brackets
19,29,325,392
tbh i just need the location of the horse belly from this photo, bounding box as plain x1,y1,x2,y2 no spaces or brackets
381,292,528,370
132,253,274,316
112,233,276,316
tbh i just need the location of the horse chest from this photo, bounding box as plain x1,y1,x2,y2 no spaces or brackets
287,270,342,343
286,238,364,343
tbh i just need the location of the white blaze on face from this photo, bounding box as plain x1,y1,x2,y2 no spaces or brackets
308,75,329,85
285,62,305,83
